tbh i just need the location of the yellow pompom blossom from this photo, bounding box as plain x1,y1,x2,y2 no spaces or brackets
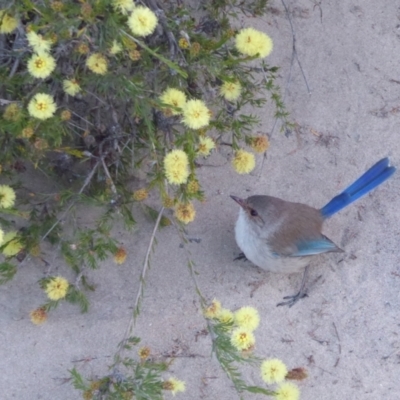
21,126,34,138
163,377,186,396
178,38,190,49
86,53,108,75
2,231,23,257
160,88,187,116
50,1,64,12
60,110,71,121
45,276,69,301
235,27,273,58
197,136,215,157
28,93,56,120
203,298,222,319
250,135,270,153
162,195,174,209
182,99,211,130
232,149,255,174
112,0,135,15
190,42,201,56
26,31,52,53
63,79,81,96
0,11,18,34
217,308,234,325
187,179,199,194
27,53,56,79
114,247,127,265
234,306,260,331
0,185,16,208
133,188,148,201
3,103,21,121
30,307,48,325
109,40,123,55
174,202,196,224
275,382,300,400
164,149,190,185
220,80,241,101
260,359,288,384
76,42,89,54
127,6,158,37
138,346,151,360
230,327,255,351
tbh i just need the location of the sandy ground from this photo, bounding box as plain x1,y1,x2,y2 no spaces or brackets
1,0,400,399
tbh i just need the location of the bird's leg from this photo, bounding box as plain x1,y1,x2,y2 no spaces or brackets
276,265,309,308
234,252,248,261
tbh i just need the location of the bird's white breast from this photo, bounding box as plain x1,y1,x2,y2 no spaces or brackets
234,209,308,274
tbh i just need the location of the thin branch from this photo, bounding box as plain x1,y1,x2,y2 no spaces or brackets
114,206,165,364
40,160,100,242
281,0,311,95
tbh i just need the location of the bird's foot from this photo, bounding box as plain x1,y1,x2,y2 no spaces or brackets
234,252,248,261
276,291,308,308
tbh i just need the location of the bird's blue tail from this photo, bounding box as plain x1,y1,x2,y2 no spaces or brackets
320,158,396,219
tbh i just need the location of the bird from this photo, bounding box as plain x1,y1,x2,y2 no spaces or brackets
231,157,396,307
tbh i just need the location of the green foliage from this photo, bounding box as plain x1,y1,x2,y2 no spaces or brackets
0,0,300,398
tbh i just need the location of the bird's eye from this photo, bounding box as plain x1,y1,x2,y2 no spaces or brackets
250,209,258,217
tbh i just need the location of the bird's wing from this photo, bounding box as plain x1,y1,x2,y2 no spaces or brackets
290,235,343,256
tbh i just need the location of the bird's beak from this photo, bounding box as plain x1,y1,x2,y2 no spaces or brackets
230,195,246,208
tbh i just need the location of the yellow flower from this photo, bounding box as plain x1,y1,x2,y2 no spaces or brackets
112,0,135,15
133,188,148,201
234,306,260,331
174,202,196,224
28,93,56,120
109,40,123,55
217,308,234,325
164,149,189,185
50,1,64,12
21,126,34,138
60,110,71,121
162,195,174,208
45,276,69,301
138,346,151,360
178,38,190,49
187,179,199,194
182,99,211,130
220,80,241,101
30,307,48,325
86,53,108,75
3,103,21,121
203,298,222,319
114,247,127,264
0,227,4,245
250,135,270,153
127,6,158,37
63,79,81,96
160,88,186,116
0,185,16,208
128,49,141,61
76,42,89,54
230,327,255,351
2,231,23,257
235,27,273,58
197,136,215,157
260,359,288,384
190,42,201,56
0,11,18,34
26,31,52,53
232,149,255,174
163,377,186,396
275,382,300,400
27,52,56,79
